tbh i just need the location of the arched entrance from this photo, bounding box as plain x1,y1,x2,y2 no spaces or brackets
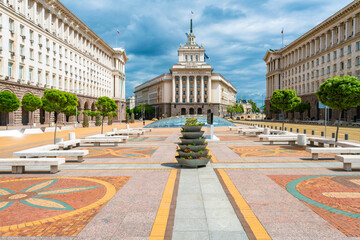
197,108,202,115
207,109,212,114
22,107,29,125
40,108,45,124
0,112,8,126
189,108,194,115
357,106,360,121
181,108,186,115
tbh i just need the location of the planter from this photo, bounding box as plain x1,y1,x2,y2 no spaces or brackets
176,157,211,168
177,149,209,158
180,138,206,145
182,125,203,132
178,143,208,151
181,131,204,139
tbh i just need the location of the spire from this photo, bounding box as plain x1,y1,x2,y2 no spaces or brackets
190,19,193,33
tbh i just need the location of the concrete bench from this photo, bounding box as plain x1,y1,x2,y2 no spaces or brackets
259,134,297,141
13,150,88,162
305,147,360,160
19,144,59,152
113,130,144,136
335,155,360,171
240,129,264,135
57,139,81,150
308,138,335,147
130,128,153,132
86,134,128,142
0,158,65,173
263,136,298,145
80,138,126,146
335,141,360,148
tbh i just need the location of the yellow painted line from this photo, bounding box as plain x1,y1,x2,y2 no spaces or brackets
208,150,219,163
218,169,271,240
149,169,177,240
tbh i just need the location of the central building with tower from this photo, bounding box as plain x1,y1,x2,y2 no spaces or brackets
134,20,236,117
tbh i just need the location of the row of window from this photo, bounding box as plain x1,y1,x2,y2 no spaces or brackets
175,83,208,89
175,98,207,103
175,90,207,96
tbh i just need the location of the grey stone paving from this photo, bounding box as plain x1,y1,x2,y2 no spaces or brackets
172,164,248,240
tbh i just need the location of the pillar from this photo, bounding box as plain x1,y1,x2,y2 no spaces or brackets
201,76,204,102
208,76,212,103
172,76,175,102
179,76,183,103
186,76,189,103
331,28,335,46
353,15,358,36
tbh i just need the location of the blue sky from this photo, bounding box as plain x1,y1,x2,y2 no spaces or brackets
61,0,353,106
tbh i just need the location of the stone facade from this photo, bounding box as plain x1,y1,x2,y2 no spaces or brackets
264,1,360,122
134,20,237,118
0,0,127,126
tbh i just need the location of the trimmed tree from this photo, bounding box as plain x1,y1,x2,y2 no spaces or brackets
226,105,235,118
294,102,311,120
21,93,42,128
95,96,118,134
270,89,301,130
42,90,78,143
0,91,20,130
316,75,360,142
248,99,260,113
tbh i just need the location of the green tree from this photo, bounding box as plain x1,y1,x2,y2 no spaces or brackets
294,102,311,120
95,96,118,134
108,112,117,125
226,105,235,118
233,103,244,114
126,106,133,114
0,91,20,130
316,75,360,141
248,99,260,113
270,89,301,130
21,93,42,128
42,90,78,143
82,110,90,128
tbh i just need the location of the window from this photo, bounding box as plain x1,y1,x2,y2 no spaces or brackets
348,45,352,54
196,55,198,61
183,91,185,95
30,30,34,41
205,91,207,95
185,55,187,61
340,62,344,70
197,91,200,95
333,64,337,72
176,84,178,88
176,98,178,103
190,99,193,103
183,83,185,88
20,45,24,55
316,58,319,65
348,59,352,68
204,77,208,81
8,63,13,77
46,55,49,65
20,25,24,35
333,51,337,59
30,49,34,59
204,98,207,103
9,19,14,31
357,57,360,65
321,68,324,75
311,61,314,67
327,66,330,74
38,35,42,44
29,68,33,81
8,40,13,52
204,84,207,88
183,98,185,103
176,91,178,95
190,84,193,88
37,71,41,83
327,53,330,62
19,66,23,79
38,52,42,62
340,48,344,56
321,56,325,63
190,91,193,95
357,41,360,51
190,55,193,61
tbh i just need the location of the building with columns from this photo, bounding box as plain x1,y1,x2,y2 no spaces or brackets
264,0,360,122
134,20,236,117
0,0,127,126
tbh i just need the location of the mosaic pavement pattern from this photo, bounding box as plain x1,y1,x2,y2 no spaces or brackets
270,175,360,237
72,147,158,159
128,137,166,142
229,146,335,158
0,177,129,237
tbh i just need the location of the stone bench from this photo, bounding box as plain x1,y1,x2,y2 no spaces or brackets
130,128,153,132
80,138,126,146
308,138,335,147
259,134,297,141
0,158,65,174
335,141,360,148
88,134,128,142
263,136,298,145
57,139,81,150
305,147,360,160
13,150,88,162
335,155,360,171
113,130,144,136
19,144,59,152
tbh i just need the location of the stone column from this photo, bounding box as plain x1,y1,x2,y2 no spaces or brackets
208,76,212,103
345,20,349,40
172,75,175,103
325,32,329,48
201,76,204,102
194,76,197,103
179,76,183,103
338,24,342,43
331,28,335,46
353,15,358,36
186,76,190,103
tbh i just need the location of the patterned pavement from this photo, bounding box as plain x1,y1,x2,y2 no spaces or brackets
0,122,359,239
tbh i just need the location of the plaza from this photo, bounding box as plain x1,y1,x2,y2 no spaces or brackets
0,121,359,239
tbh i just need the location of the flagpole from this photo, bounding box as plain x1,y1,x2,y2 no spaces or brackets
281,28,284,48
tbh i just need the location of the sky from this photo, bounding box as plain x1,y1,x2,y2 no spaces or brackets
61,0,354,106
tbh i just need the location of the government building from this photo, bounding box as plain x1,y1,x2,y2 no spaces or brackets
264,0,360,122
0,0,127,126
134,20,237,117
